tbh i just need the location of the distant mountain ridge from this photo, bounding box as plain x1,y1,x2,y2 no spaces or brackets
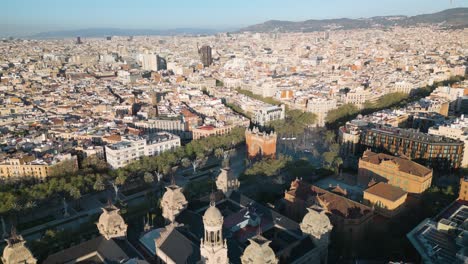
239,8,468,32
30,27,223,39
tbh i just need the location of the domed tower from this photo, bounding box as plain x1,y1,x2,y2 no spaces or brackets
200,194,228,264
161,183,188,223
300,206,333,263
241,235,278,264
97,202,128,240
2,228,37,264
216,158,239,197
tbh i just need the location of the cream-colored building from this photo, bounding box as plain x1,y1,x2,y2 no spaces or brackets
105,133,180,169
252,104,285,126
429,117,468,167
0,154,77,179
306,97,337,127
345,87,377,107
192,125,234,140
358,151,433,194
338,121,364,157
363,182,408,217
393,81,415,94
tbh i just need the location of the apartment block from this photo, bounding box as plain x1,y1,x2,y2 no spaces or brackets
105,132,180,169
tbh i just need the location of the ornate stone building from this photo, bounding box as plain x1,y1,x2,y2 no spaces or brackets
140,187,331,263
245,127,277,159
96,202,128,240
283,178,373,243
1,229,37,264
161,183,188,222
43,203,147,263
241,235,278,264
216,161,240,197
200,196,229,264
300,207,333,263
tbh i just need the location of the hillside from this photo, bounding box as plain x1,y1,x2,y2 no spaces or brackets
239,8,468,32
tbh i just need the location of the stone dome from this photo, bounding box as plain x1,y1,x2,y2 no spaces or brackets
241,235,277,264
2,233,36,264
203,204,223,227
216,167,240,196
161,184,188,222
300,207,332,239
161,185,187,206
97,204,127,240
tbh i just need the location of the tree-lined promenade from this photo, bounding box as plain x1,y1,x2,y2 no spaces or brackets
0,127,246,215
326,75,466,129
235,88,317,134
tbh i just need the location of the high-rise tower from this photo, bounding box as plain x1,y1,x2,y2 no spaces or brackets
198,45,213,67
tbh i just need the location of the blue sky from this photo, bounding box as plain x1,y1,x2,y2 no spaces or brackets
2,0,468,36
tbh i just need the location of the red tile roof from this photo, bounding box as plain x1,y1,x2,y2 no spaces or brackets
361,151,431,177
286,179,373,220
364,182,407,202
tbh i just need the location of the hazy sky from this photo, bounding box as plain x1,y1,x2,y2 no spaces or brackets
3,0,468,36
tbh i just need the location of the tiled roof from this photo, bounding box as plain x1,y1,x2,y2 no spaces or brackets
361,150,431,177
43,236,130,264
364,182,407,201
287,179,373,220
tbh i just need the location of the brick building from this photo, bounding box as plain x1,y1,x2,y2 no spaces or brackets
283,179,374,242
363,182,408,217
360,126,464,169
459,176,468,201
358,150,433,194
245,127,277,159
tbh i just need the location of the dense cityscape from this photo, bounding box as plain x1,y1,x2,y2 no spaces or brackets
1,2,468,264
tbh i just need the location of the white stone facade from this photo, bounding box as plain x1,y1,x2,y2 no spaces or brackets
200,201,229,264
252,104,285,126
105,132,180,169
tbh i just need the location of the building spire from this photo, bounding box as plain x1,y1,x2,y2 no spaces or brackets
222,150,231,168
256,216,262,236
5,226,22,246
209,190,216,207
170,173,176,186
106,196,113,208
